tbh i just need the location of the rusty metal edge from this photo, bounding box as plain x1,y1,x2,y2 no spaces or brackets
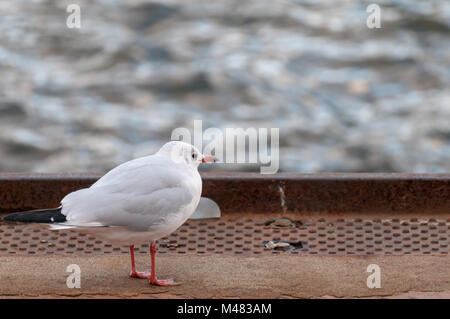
0,173,449,215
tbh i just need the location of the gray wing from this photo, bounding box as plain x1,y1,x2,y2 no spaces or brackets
61,155,196,231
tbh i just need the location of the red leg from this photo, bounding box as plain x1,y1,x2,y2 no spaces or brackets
149,241,179,286
129,245,151,279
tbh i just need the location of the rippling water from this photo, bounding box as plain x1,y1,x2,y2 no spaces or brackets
0,0,449,173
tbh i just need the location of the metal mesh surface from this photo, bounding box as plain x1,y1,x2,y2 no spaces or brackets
0,216,449,256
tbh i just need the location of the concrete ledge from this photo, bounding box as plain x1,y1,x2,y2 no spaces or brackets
1,254,449,298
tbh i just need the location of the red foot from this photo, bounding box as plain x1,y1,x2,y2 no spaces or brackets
149,277,180,286
129,270,151,279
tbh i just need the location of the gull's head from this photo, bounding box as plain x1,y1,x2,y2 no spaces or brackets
158,141,216,168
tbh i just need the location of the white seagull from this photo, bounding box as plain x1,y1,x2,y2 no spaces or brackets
3,141,216,286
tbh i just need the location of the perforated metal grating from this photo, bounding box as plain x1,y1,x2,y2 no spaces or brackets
0,215,449,256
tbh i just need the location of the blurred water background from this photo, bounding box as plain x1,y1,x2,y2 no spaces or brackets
0,0,449,173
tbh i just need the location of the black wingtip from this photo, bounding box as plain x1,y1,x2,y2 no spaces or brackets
2,207,66,223
2,213,16,222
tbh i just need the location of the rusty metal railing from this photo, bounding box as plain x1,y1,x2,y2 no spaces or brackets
1,173,449,215
0,173,449,256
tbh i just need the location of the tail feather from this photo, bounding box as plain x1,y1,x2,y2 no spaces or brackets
3,207,66,223
48,224,75,230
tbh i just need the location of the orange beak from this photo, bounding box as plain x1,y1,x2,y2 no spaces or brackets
201,155,216,163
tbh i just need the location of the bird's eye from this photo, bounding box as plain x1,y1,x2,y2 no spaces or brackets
191,153,197,160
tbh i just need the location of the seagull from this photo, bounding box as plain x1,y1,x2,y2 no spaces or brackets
3,141,216,286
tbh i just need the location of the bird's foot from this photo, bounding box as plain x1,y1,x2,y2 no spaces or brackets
129,270,151,279
149,277,180,286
